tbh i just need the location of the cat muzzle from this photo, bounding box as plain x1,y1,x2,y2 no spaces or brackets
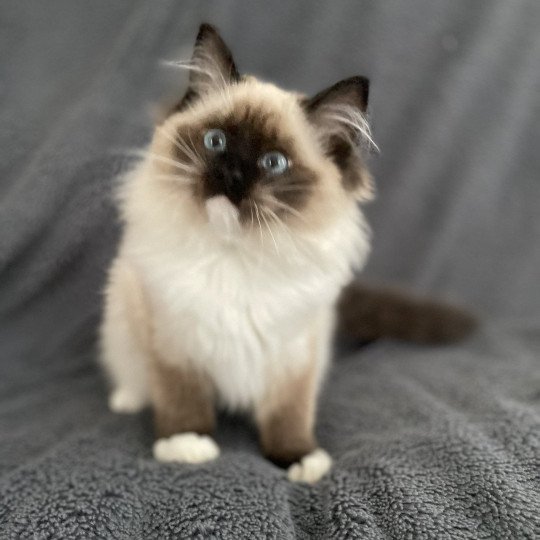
205,195,242,239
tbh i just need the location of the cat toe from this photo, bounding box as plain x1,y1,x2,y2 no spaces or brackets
287,448,332,484
153,432,220,464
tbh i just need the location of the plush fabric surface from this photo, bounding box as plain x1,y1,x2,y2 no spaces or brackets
1,1,539,538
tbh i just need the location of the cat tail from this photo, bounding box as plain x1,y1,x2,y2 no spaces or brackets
336,281,478,345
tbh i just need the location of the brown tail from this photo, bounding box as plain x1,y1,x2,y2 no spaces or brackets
336,281,478,345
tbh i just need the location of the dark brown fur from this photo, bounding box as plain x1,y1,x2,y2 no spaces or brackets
300,78,373,195
256,355,318,467
304,76,370,115
259,406,317,468
327,135,371,192
174,24,240,112
173,106,318,222
150,357,216,438
337,281,478,344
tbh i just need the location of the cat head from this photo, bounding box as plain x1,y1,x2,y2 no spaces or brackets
149,24,374,239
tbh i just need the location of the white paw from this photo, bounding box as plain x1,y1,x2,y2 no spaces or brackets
287,448,333,484
153,432,220,464
108,388,147,414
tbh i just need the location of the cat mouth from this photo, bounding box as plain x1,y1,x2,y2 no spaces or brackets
205,195,242,239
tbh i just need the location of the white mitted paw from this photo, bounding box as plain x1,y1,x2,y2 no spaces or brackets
108,389,147,414
287,448,333,484
153,433,220,464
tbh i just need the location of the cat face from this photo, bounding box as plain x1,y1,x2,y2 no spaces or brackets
149,24,374,237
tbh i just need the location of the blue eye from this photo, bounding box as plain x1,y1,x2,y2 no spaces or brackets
259,151,289,175
204,129,226,152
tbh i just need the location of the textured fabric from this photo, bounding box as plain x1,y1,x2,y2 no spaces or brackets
1,1,539,538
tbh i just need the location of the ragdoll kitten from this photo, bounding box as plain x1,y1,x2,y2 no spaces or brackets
101,24,475,483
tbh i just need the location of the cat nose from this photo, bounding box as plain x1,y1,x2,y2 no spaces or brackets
207,159,252,206
218,165,248,205
226,167,243,185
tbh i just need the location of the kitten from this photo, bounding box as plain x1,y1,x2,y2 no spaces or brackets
100,24,475,484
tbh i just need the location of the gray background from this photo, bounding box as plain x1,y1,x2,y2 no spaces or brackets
0,1,538,538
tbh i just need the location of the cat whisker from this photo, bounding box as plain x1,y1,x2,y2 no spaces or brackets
111,148,197,172
253,201,265,249
162,56,234,106
322,103,379,152
263,206,290,236
176,138,201,167
171,129,205,166
262,206,304,260
249,200,255,231
259,206,279,255
161,60,219,88
155,126,200,167
127,149,197,174
271,185,313,194
153,174,195,186
259,194,307,223
186,132,205,163
161,62,221,103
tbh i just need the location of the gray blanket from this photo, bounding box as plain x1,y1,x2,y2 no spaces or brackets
1,1,539,538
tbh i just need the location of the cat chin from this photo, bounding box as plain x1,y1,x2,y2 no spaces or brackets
205,195,242,240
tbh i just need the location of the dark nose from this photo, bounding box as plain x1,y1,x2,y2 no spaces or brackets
224,167,243,188
208,158,252,206
219,166,245,206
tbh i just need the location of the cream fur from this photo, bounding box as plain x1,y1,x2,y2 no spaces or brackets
102,170,368,410
100,78,372,480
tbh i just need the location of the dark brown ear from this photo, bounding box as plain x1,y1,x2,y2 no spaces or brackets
174,24,240,112
303,76,371,142
302,76,375,199
304,76,369,116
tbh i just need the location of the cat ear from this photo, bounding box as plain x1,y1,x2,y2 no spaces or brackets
303,76,371,142
303,76,375,200
175,24,240,111
305,76,369,116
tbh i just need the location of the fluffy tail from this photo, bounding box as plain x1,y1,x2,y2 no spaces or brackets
337,281,478,345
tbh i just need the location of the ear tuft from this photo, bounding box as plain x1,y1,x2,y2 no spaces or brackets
305,76,369,115
303,76,375,149
173,23,240,112
193,24,240,82
303,76,376,199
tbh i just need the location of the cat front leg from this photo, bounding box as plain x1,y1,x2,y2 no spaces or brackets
255,344,332,484
150,356,219,464
100,258,151,413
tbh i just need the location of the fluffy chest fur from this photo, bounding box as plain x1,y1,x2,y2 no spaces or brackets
120,167,370,409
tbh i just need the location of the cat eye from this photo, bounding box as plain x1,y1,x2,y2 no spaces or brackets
203,129,226,152
259,151,289,175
